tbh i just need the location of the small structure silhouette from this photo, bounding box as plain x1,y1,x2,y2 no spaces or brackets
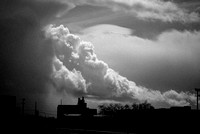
170,106,191,111
0,95,16,119
57,97,97,119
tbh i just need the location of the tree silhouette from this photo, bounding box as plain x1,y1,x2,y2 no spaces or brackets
98,101,154,115
138,101,154,110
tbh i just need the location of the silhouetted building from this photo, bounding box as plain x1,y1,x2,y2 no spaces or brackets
57,97,97,119
0,95,16,118
170,106,191,111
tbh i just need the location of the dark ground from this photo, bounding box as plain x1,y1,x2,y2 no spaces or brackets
1,110,199,134
0,95,199,134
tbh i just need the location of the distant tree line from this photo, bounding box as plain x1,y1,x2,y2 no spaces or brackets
98,101,154,116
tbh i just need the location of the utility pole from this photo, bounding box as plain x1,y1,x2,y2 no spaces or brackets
60,99,62,105
35,101,37,112
22,98,25,116
35,101,39,117
195,88,200,110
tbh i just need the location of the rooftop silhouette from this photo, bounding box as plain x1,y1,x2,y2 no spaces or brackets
1,95,200,134
57,97,97,119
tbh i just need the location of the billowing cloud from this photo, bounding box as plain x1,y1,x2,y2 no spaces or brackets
51,56,87,95
60,0,200,23
80,24,200,92
45,24,196,108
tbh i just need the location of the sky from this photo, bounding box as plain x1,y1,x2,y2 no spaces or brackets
1,0,200,114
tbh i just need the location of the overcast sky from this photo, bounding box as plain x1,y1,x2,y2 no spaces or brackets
1,0,200,114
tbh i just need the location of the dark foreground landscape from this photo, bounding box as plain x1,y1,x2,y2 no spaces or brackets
2,110,200,134
1,95,200,134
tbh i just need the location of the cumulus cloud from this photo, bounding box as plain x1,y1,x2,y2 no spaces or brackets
45,24,196,107
60,0,200,23
51,57,87,95
80,24,200,93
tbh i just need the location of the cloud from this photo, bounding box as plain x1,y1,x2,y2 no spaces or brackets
0,0,68,111
163,90,196,106
51,56,87,96
80,24,200,92
60,0,200,23
45,24,196,108
0,0,198,111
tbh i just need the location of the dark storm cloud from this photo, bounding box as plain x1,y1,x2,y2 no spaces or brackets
60,0,200,23
94,14,200,40
54,0,200,40
0,0,68,99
